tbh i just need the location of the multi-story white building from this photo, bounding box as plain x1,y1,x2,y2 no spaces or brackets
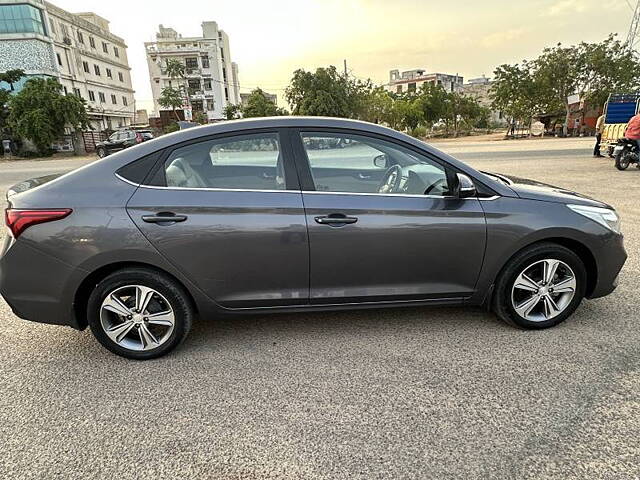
0,0,135,131
145,22,240,122
386,68,463,95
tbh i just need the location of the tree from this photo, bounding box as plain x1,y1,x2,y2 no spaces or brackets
0,69,24,137
490,62,540,126
416,83,448,127
285,66,353,117
0,69,25,91
241,88,287,118
491,35,640,135
158,86,183,120
8,77,87,154
163,58,189,113
223,103,241,120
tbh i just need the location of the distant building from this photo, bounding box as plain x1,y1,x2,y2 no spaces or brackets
460,75,506,125
240,90,277,106
0,0,135,131
134,109,149,125
386,68,463,95
145,22,240,122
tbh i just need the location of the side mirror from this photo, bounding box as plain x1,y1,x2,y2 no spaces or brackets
455,173,476,198
373,154,388,169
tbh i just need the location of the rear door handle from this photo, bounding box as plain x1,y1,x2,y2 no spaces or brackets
314,214,358,225
142,213,188,223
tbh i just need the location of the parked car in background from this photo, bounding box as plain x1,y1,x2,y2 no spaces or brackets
1,117,626,360
95,129,143,158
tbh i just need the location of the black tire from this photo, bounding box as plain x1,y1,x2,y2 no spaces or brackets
96,147,107,158
493,243,587,329
87,268,193,360
615,151,630,170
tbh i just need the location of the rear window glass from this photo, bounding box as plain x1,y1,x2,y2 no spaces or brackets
116,152,161,184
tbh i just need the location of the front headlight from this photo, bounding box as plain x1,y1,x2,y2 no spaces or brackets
567,204,621,233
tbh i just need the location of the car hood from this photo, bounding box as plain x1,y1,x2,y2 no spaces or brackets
488,172,611,208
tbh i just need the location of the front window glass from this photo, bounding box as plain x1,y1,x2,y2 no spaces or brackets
0,4,46,35
162,133,285,190
300,132,451,196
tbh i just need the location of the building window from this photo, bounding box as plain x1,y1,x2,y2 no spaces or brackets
106,68,112,78
204,79,212,90
77,31,84,44
89,36,95,48
188,79,200,90
408,82,416,93
220,47,225,61
225,87,229,102
82,61,90,73
56,53,62,66
63,85,67,95
114,46,119,58
111,94,117,104
185,57,198,70
73,87,82,98
94,64,101,76
222,67,227,82
98,92,106,103
201,55,209,68
118,72,124,82
0,4,46,35
396,85,403,94
102,41,108,53
88,90,96,101
122,96,128,106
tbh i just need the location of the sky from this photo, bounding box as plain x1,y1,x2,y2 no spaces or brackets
52,0,633,113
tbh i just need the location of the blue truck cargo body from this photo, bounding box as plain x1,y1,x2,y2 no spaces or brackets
605,94,640,124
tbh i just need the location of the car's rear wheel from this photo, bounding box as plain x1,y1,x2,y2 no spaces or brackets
96,147,107,158
493,243,586,329
87,268,193,359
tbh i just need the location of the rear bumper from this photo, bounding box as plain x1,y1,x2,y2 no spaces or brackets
587,233,627,299
0,238,82,329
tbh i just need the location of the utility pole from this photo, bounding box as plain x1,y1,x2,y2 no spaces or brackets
627,0,640,53
343,59,347,77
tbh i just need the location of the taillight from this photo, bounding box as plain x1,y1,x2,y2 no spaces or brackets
5,209,72,238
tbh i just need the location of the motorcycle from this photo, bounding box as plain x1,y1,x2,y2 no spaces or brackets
613,138,640,170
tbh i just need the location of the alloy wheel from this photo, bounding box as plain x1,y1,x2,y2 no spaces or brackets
510,259,577,322
100,285,175,351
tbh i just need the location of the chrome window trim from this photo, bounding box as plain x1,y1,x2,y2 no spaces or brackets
116,173,501,200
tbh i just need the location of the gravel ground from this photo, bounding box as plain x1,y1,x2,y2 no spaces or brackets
0,137,639,479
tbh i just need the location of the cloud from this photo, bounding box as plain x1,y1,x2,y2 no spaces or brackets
545,0,590,16
481,28,527,47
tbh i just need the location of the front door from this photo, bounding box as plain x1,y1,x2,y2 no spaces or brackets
293,130,487,304
127,130,309,308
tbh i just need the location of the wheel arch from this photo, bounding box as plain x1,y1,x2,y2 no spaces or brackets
73,261,199,330
485,236,597,308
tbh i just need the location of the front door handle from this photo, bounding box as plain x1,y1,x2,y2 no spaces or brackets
142,212,188,224
314,214,358,226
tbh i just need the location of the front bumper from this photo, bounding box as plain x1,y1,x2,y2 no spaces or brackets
587,233,627,299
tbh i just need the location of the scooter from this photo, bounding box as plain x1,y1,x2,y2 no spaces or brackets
613,138,640,170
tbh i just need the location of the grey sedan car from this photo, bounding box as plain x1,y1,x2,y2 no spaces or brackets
0,117,627,359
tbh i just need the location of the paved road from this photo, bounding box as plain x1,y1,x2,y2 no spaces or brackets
1,137,639,479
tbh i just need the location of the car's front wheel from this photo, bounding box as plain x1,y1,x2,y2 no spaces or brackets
96,147,107,158
87,268,193,359
493,243,586,329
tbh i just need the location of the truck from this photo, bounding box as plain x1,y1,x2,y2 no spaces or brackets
600,93,640,157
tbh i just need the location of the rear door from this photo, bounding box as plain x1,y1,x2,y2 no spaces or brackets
126,129,309,308
291,129,487,304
